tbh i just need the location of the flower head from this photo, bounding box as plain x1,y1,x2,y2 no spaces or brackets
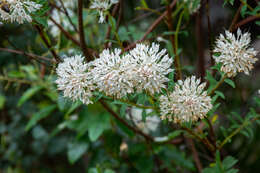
0,0,42,24
159,76,212,123
90,0,119,23
213,29,258,77
126,43,173,94
91,48,134,98
55,55,94,105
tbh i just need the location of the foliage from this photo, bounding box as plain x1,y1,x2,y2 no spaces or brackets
0,0,259,172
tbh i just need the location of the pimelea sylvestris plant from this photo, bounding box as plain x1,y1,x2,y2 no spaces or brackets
0,0,259,172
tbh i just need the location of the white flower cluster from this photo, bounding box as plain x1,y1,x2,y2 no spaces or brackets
183,0,201,14
56,43,173,104
159,76,212,123
55,55,94,105
90,0,119,23
0,0,42,24
48,0,76,37
213,29,258,77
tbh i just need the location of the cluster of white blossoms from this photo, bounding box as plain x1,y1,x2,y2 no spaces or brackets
48,0,76,37
0,0,42,24
213,29,258,77
125,43,173,94
55,55,94,105
183,0,201,14
56,43,173,103
159,76,212,123
90,0,119,23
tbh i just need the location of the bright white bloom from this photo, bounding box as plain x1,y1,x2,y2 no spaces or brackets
90,0,119,23
48,0,76,37
0,0,42,24
213,29,258,77
126,43,173,94
159,76,212,123
55,55,94,105
183,0,201,14
126,107,161,134
91,49,134,98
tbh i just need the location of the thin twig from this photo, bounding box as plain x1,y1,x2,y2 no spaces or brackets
49,17,81,46
124,0,178,52
0,48,55,63
58,0,78,33
78,0,93,61
166,0,181,80
206,0,214,69
185,138,203,173
34,25,60,63
229,4,243,32
208,74,227,96
196,7,205,79
182,126,216,153
99,100,154,141
234,14,260,30
219,116,260,149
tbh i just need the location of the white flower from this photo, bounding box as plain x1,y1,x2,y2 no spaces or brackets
126,107,161,134
55,55,94,105
91,48,134,98
0,0,42,24
183,0,201,14
213,29,258,77
159,76,212,123
126,43,173,94
90,0,119,23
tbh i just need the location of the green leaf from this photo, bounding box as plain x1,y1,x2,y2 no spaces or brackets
104,169,115,173
168,130,183,139
222,156,238,170
25,105,56,131
0,95,5,110
140,0,148,8
17,86,43,107
88,113,110,142
67,141,88,164
224,79,235,88
215,91,225,99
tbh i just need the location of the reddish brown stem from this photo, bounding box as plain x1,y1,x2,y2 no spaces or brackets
35,25,60,63
0,48,54,63
99,100,154,141
229,4,243,32
124,0,177,52
49,17,81,46
185,138,203,173
234,14,260,30
78,0,93,61
196,8,205,80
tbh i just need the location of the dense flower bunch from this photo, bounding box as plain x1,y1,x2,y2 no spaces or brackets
56,43,173,101
159,76,212,123
213,29,258,77
0,0,42,24
125,43,173,94
91,48,134,98
90,0,119,23
55,55,95,105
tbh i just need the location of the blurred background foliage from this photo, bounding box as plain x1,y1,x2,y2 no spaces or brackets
0,0,260,172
